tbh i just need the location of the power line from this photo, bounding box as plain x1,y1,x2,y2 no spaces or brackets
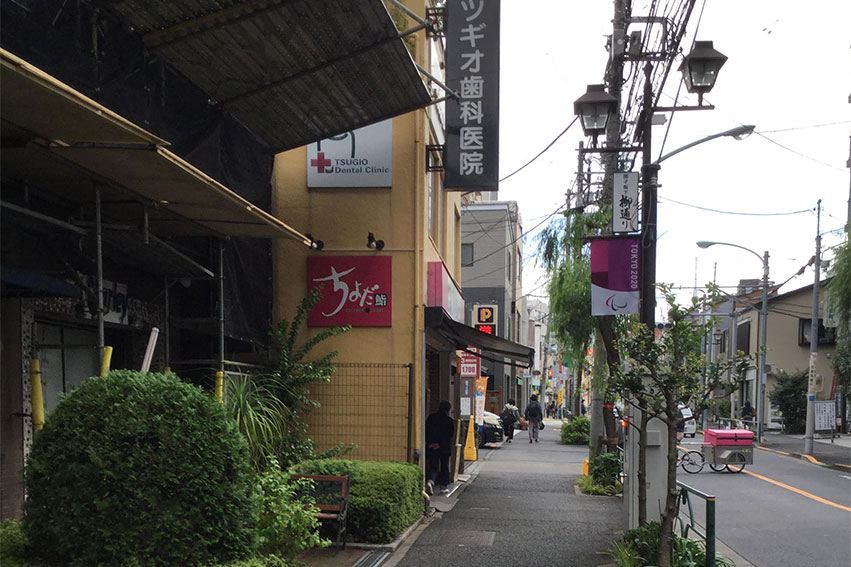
658,196,811,216
498,117,578,183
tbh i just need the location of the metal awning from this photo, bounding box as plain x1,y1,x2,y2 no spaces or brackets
425,307,535,368
101,0,434,152
1,49,310,243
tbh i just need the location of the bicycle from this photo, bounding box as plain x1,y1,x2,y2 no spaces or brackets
676,446,705,474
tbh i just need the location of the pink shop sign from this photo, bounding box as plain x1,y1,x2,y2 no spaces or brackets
307,256,392,327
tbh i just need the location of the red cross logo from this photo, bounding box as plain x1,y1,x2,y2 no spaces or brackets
311,152,331,173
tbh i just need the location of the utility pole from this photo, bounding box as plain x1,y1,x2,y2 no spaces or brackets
804,199,822,455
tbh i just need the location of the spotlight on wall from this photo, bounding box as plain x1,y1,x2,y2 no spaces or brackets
306,234,324,251
367,232,385,251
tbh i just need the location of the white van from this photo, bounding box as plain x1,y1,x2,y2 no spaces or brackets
678,405,697,437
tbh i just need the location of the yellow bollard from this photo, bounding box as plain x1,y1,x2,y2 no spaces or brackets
582,458,589,476
99,346,113,377
30,359,45,431
463,415,478,461
214,371,224,404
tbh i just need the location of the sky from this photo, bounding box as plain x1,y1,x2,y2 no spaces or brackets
496,0,851,318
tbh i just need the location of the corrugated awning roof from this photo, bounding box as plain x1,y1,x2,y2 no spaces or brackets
1,49,310,244
425,307,535,368
102,0,433,153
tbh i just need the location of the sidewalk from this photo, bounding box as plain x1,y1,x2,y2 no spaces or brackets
299,419,623,567
757,430,851,471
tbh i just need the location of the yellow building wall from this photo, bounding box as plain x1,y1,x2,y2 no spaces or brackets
270,3,462,462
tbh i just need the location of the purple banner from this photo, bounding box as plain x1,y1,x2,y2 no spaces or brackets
590,237,640,316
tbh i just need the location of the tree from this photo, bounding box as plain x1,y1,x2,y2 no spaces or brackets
539,208,621,458
827,240,850,431
226,287,350,470
768,370,808,433
615,286,750,567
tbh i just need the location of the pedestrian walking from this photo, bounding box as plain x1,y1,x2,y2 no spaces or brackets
425,400,454,495
500,398,521,443
524,394,544,443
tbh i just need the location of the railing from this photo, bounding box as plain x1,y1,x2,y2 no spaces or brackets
675,480,716,567
718,417,756,431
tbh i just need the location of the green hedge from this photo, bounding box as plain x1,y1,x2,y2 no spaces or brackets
24,370,259,567
0,520,28,567
560,416,591,444
291,459,423,544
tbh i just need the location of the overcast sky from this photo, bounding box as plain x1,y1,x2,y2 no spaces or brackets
496,0,850,317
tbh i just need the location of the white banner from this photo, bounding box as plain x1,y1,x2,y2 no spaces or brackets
613,172,639,233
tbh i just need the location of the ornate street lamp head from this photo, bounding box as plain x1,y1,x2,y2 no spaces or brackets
679,41,728,104
573,84,618,142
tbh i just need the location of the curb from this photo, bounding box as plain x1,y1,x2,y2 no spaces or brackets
756,444,851,472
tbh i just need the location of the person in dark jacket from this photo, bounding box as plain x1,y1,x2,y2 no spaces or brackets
500,398,522,443
425,400,454,494
524,394,544,443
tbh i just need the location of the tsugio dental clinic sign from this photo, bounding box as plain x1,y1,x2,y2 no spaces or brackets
307,256,392,327
590,237,640,316
306,120,392,187
445,0,500,191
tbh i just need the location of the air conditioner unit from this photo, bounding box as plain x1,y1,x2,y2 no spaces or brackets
765,363,777,375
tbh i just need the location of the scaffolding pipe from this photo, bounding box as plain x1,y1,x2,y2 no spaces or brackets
218,240,225,373
164,277,170,368
141,327,160,372
99,346,113,376
215,371,224,404
30,359,45,431
95,186,105,355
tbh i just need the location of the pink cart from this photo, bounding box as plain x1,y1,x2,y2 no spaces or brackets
703,429,754,473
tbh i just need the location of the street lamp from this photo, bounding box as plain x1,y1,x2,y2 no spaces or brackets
573,84,618,144
697,240,770,442
679,41,728,106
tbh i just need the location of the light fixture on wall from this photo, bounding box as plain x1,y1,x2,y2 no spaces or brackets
306,234,324,251
367,232,384,251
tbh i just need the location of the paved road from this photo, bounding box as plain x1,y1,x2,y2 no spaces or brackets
388,420,624,567
677,435,851,567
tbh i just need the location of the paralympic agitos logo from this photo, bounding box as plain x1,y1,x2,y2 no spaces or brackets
605,294,629,311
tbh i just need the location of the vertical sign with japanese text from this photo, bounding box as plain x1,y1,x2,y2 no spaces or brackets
590,237,640,316
613,172,639,232
307,256,392,326
445,0,500,191
460,347,481,378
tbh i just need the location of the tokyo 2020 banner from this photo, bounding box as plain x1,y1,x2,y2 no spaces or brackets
590,236,640,316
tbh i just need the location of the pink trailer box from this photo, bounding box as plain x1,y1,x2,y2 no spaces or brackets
704,429,754,446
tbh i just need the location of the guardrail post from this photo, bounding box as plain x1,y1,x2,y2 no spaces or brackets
706,496,716,567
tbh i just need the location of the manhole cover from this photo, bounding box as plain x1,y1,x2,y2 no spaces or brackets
440,529,496,546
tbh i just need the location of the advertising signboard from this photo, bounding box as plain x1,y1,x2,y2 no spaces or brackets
306,120,392,187
460,347,481,378
307,256,392,326
445,0,500,191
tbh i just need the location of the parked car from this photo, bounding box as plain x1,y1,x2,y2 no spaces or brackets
480,411,505,446
679,404,696,438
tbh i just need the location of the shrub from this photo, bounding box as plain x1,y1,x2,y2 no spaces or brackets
560,415,590,444
257,464,329,559
619,521,734,567
0,520,28,567
24,370,259,567
589,451,621,486
577,474,623,496
292,459,423,544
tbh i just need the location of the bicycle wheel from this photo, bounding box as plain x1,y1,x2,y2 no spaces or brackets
708,462,726,472
681,450,705,474
725,451,747,473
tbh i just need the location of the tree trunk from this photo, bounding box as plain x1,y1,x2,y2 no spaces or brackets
638,404,649,525
658,412,680,567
